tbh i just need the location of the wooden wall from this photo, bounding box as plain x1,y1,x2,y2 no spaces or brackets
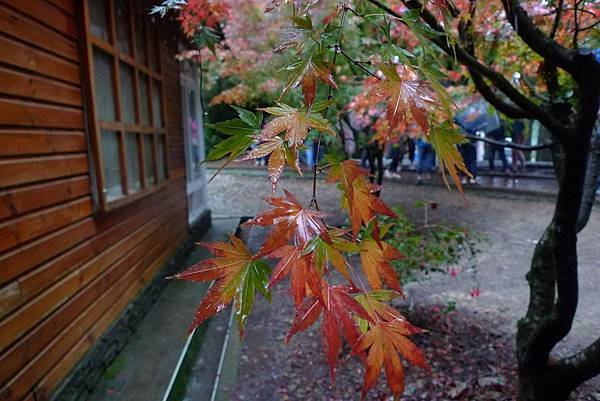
0,1,190,400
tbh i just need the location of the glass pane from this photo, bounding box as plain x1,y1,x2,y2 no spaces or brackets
152,80,162,127
115,0,132,55
134,9,147,64
139,73,150,126
100,130,123,200
143,134,155,185
89,0,109,41
93,49,116,121
148,21,160,71
119,63,136,124
157,135,166,181
126,133,141,193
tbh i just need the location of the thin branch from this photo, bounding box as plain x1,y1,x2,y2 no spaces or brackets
338,47,381,80
522,76,551,103
573,0,580,48
577,18,600,32
311,6,349,209
463,133,550,151
468,69,531,118
458,3,530,119
550,0,564,38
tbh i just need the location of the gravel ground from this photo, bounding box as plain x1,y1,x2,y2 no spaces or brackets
207,170,600,400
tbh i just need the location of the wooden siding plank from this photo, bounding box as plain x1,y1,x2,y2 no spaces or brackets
0,210,186,394
0,154,88,188
0,202,185,353
0,99,83,130
44,0,75,17
31,226,188,401
0,197,92,254
0,218,97,287
0,35,80,85
0,176,90,221
0,130,86,157
0,68,82,107
0,216,182,391
15,189,183,307
0,0,77,38
0,227,180,401
0,5,78,62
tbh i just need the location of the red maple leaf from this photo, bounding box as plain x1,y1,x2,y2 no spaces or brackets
246,189,330,256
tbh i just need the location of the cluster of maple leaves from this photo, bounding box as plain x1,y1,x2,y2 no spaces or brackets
167,0,479,399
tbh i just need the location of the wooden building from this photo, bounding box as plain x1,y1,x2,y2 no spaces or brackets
0,1,209,400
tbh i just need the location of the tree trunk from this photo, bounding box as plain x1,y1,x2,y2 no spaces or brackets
516,144,586,401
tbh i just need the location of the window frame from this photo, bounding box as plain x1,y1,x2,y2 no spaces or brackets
82,0,169,212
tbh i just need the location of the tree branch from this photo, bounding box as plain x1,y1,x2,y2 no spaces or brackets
463,133,550,151
557,336,600,387
550,0,564,39
338,47,381,80
364,0,571,141
576,131,599,232
500,0,577,75
467,69,531,119
457,5,531,119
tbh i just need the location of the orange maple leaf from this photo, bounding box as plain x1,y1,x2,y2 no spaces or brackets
239,136,301,192
327,160,397,239
372,63,440,140
359,238,404,293
258,104,336,147
281,59,338,108
287,284,372,380
356,292,429,399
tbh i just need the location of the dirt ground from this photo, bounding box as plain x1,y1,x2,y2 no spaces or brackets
207,170,600,401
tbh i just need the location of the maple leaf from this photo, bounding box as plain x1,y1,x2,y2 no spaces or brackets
372,63,440,139
205,107,262,182
171,236,271,335
327,160,397,239
359,238,404,293
355,292,429,399
428,121,471,196
238,136,301,193
357,321,428,399
301,232,355,281
287,284,372,380
282,59,338,108
267,244,314,306
258,103,335,147
246,189,330,256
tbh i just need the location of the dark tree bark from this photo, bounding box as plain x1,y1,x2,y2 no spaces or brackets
364,1,600,399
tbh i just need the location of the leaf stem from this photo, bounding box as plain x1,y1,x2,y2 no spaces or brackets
310,6,349,209
338,47,381,80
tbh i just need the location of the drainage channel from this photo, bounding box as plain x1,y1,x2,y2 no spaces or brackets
162,218,251,401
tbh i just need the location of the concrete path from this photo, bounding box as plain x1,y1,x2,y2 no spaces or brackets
87,218,240,401
206,170,600,395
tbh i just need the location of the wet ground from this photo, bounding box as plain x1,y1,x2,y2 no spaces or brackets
207,168,600,400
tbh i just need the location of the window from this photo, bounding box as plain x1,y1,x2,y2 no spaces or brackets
85,0,168,211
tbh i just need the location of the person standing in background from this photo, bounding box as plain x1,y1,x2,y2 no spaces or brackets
511,119,526,173
487,115,510,173
416,137,435,184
